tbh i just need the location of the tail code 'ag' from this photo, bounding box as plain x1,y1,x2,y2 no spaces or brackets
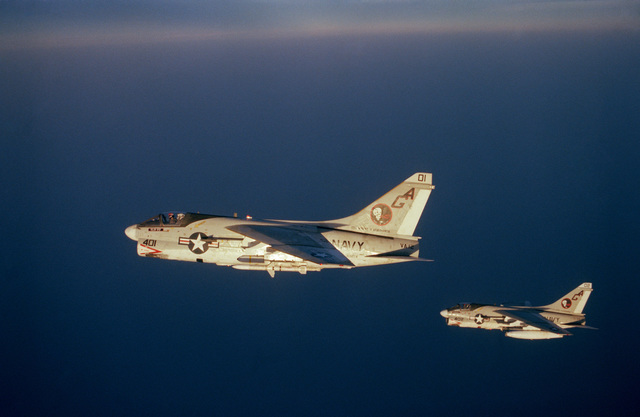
335,173,434,237
544,282,593,314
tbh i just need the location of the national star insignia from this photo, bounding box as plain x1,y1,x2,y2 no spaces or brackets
191,234,206,252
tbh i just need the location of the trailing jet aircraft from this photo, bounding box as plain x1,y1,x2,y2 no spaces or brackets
440,283,595,339
125,173,434,277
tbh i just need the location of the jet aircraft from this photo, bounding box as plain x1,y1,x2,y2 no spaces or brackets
440,283,595,339
125,173,434,277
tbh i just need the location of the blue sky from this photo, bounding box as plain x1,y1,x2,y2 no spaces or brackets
2,1,640,416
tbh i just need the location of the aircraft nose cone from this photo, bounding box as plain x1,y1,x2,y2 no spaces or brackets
440,309,449,318
125,225,138,241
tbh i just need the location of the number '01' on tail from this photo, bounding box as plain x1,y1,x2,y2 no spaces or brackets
544,282,593,314
334,173,435,237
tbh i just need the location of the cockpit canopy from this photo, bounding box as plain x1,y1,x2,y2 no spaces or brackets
451,303,486,311
137,212,223,228
141,212,186,227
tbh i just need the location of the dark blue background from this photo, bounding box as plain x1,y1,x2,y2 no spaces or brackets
2,29,639,416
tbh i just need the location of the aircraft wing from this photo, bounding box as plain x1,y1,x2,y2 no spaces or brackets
495,309,571,335
227,224,354,266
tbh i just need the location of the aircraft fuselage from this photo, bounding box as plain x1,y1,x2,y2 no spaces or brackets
126,213,420,275
442,305,586,331
439,283,594,340
125,173,435,277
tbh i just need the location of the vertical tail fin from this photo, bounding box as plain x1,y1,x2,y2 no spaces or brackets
333,173,434,236
544,282,593,314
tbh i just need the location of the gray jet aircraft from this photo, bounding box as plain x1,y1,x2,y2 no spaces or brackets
440,283,595,339
125,173,434,277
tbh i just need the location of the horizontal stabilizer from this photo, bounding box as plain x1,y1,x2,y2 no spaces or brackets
367,255,433,262
565,325,598,330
